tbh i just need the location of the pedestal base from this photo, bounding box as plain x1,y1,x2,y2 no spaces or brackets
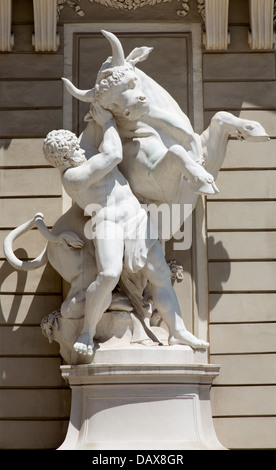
59,345,226,450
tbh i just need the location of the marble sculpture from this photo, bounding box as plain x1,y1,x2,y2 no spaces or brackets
4,31,269,365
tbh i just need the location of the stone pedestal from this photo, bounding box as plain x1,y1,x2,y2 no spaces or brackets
58,345,225,450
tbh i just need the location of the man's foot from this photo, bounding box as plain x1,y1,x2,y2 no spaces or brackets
169,330,209,349
74,332,94,355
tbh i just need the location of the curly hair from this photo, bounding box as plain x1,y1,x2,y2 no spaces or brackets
94,66,131,102
43,129,80,168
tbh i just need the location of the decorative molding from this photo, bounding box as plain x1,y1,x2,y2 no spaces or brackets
176,1,190,17
248,0,276,50
197,0,205,20
57,0,191,17
0,0,14,52
32,0,60,51
57,0,85,17
200,0,230,50
57,0,176,16
168,260,184,282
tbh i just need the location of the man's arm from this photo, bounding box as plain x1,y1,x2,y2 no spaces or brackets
63,106,122,191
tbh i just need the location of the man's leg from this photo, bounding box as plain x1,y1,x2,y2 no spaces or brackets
144,242,209,349
74,222,124,355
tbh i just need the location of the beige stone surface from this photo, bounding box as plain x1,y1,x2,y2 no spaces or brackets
221,139,276,169
213,417,276,449
0,389,71,418
210,354,276,385
209,323,276,354
0,81,62,108
208,231,276,260
211,385,276,416
0,109,63,138
0,53,63,78
0,261,61,293
0,138,48,167
210,170,276,199
0,420,69,450
209,293,276,322
0,168,61,196
203,52,276,81
0,326,60,355
0,197,62,227
0,293,62,324
60,349,223,450
0,11,65,449
207,201,276,230
208,261,276,291
204,110,276,135
226,25,253,51
0,229,48,258
204,81,276,109
0,357,64,387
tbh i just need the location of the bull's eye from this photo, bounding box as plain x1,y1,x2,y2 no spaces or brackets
127,79,136,90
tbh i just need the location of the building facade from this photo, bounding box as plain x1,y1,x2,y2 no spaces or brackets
0,0,276,449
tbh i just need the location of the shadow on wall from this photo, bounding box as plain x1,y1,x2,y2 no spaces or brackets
0,139,12,151
0,248,62,354
207,235,231,311
0,249,28,324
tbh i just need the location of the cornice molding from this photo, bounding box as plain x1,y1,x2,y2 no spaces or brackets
0,0,14,51
248,0,276,50
1,0,274,53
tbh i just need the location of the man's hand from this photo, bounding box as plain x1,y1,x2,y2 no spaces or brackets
89,103,114,127
57,232,84,251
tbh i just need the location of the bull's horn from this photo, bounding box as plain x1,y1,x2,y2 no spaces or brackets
101,30,125,67
62,77,94,103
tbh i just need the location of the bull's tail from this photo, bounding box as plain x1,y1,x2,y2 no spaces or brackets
4,213,48,271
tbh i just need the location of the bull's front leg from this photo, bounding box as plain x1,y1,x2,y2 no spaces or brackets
149,143,219,195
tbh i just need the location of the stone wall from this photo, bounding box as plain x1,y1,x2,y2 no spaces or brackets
0,0,69,449
205,1,276,449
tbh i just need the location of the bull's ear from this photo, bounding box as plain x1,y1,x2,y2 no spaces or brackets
126,47,153,65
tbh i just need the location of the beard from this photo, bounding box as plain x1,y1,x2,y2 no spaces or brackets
69,154,87,167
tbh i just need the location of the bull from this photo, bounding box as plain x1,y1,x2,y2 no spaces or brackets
3,31,269,363
63,30,269,239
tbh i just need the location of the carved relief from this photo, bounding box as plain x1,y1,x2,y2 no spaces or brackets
176,0,190,17
197,0,205,20
57,0,191,17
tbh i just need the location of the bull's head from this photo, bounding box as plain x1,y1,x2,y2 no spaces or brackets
62,30,153,121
